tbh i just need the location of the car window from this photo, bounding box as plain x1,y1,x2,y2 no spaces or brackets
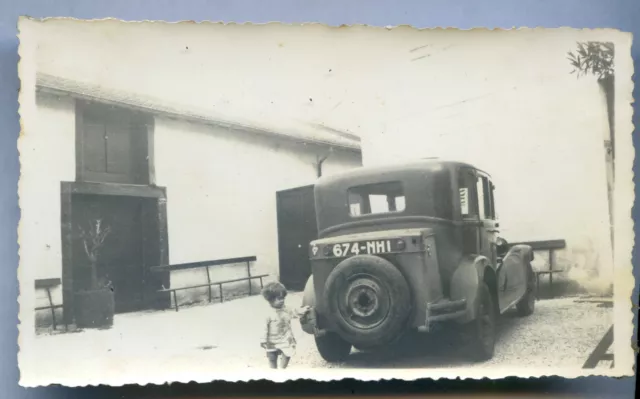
348,181,406,216
490,182,497,219
458,168,479,219
478,174,494,220
477,178,486,219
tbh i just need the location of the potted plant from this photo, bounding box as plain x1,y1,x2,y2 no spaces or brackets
73,219,115,329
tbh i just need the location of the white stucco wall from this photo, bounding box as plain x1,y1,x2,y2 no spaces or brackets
154,117,361,286
19,93,76,282
18,92,75,328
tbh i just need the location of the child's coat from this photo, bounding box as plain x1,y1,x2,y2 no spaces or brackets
264,306,306,358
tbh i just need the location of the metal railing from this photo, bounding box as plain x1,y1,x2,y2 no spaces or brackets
150,256,268,311
511,239,567,298
35,278,66,330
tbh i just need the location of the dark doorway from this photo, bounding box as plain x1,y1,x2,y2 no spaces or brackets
70,194,161,313
276,185,318,291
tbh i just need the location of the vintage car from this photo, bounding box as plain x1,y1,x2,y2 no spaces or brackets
299,159,536,362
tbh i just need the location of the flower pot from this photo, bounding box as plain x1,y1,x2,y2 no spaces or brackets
73,288,115,329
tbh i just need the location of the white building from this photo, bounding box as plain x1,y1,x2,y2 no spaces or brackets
24,73,362,325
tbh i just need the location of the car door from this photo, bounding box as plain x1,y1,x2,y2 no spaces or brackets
476,172,499,265
483,177,527,310
499,247,528,310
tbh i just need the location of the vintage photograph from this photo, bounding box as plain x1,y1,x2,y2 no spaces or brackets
17,19,635,386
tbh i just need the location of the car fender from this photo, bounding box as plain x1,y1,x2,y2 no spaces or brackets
449,255,491,323
503,244,535,303
503,244,534,264
302,274,316,308
300,275,317,335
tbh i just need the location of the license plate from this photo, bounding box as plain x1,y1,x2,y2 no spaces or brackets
328,239,398,257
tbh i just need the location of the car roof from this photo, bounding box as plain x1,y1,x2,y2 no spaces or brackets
316,158,490,187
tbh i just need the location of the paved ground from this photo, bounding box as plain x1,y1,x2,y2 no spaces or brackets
26,293,613,383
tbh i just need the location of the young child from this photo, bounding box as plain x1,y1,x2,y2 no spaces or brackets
260,281,310,369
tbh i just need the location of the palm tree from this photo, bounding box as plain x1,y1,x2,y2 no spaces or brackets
567,42,615,169
568,42,614,80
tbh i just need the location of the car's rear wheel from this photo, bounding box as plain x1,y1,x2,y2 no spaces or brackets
323,255,411,348
315,332,352,362
467,282,496,361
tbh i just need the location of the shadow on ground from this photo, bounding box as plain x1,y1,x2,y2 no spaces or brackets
535,277,589,300
337,307,524,369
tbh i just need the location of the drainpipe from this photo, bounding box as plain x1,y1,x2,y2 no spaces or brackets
315,154,329,178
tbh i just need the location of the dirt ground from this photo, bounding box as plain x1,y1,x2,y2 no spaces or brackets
26,292,613,384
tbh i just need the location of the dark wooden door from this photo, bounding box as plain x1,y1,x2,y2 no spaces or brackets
77,101,150,185
71,194,156,313
276,185,317,291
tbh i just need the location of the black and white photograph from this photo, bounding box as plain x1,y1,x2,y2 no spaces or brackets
16,19,635,386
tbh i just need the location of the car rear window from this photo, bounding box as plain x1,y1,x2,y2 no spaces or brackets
347,181,406,216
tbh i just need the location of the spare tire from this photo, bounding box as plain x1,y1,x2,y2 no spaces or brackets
322,254,411,347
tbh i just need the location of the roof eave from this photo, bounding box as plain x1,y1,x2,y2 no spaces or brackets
35,75,362,153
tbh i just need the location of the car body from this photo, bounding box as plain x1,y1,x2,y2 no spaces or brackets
299,158,536,362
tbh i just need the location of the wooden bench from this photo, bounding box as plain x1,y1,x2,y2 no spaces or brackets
150,256,268,311
511,239,567,299
35,278,66,330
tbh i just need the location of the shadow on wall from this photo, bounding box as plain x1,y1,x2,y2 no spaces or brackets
170,261,269,308
34,283,65,331
34,280,267,331
35,308,64,330
531,238,613,297
534,275,591,299
173,279,265,308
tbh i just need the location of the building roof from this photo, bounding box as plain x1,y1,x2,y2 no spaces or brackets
35,73,362,152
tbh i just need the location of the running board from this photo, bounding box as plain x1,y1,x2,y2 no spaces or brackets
417,298,467,333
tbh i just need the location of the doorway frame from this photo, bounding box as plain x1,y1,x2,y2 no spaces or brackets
60,181,169,325
276,184,317,291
